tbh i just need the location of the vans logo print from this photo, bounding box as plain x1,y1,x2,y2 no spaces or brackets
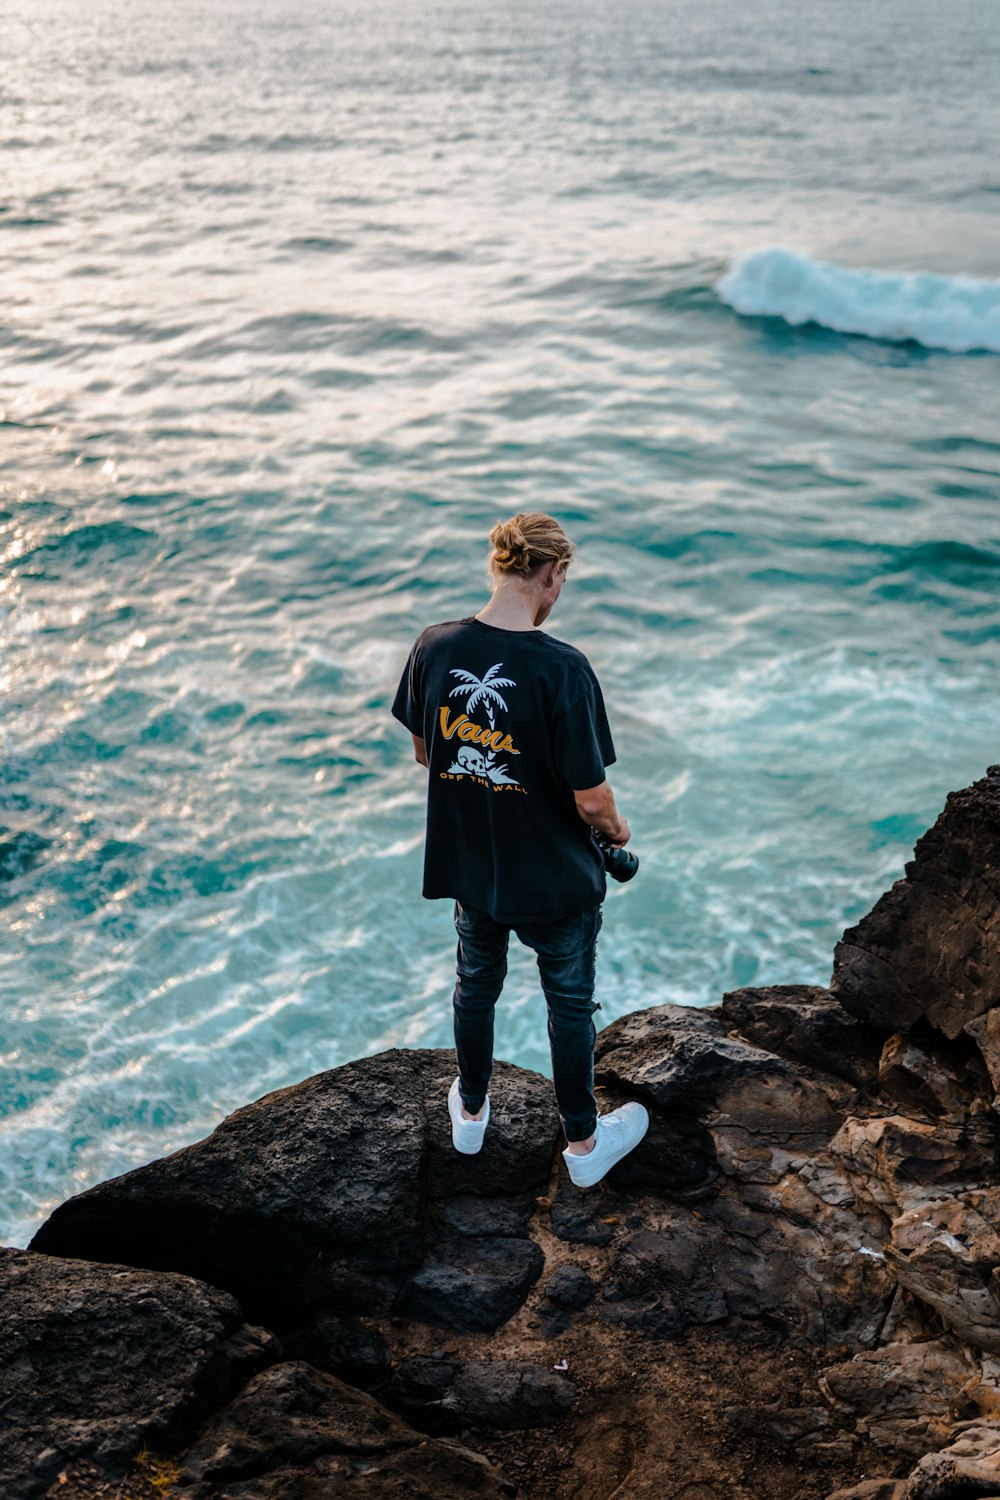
439,662,524,790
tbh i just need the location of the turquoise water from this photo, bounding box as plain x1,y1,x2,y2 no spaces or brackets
2,0,998,1247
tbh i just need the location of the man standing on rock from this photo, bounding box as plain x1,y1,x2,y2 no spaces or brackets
392,511,649,1187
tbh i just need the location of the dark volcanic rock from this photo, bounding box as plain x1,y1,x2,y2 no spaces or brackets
176,1360,514,1498
32,1051,427,1319
585,1098,721,1198
0,1247,276,1500
391,1356,575,1432
428,1193,535,1239
724,1400,833,1448
277,1312,391,1389
721,983,885,1089
422,1052,561,1197
549,1184,618,1246
830,763,1000,1039
395,1234,545,1332
388,1353,461,1418
601,1217,729,1339
595,1002,853,1155
542,1264,598,1309
538,1263,598,1336
594,1003,854,1153
448,1360,576,1429
595,1003,800,1110
596,1181,888,1346
548,1089,719,1226
31,1050,560,1330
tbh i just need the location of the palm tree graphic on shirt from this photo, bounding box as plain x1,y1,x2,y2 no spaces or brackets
446,663,521,786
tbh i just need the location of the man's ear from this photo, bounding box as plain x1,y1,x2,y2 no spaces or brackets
538,559,559,588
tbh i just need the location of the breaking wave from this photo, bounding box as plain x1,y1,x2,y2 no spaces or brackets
716,247,1000,353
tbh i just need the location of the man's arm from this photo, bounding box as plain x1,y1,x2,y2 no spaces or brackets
574,779,630,846
411,734,429,767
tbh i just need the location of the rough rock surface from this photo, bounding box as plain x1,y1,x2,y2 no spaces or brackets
390,1356,575,1432
820,1339,990,1458
277,1312,391,1389
592,1003,894,1345
15,762,1000,1499
0,1248,275,1500
831,763,1000,1038
395,1233,545,1332
720,983,885,1089
830,1421,1000,1499
31,1051,559,1332
175,1360,513,1499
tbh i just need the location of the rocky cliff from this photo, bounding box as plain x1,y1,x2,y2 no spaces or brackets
6,764,1000,1500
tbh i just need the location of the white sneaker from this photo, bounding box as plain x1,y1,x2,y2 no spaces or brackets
448,1078,490,1155
562,1101,649,1189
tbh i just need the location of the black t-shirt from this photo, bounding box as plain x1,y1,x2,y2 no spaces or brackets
391,616,617,925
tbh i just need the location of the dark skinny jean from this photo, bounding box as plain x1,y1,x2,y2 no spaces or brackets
452,899,603,1142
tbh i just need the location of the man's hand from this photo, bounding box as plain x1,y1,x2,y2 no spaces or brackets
573,780,629,845
604,817,631,848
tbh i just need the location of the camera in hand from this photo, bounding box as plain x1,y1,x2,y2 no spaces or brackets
594,832,639,884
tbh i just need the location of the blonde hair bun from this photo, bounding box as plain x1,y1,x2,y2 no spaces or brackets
488,512,575,578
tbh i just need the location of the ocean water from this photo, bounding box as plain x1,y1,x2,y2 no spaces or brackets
2,0,998,1248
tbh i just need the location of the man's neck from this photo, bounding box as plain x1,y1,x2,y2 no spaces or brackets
475,583,542,632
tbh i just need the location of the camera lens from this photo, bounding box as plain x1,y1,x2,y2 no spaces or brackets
605,844,639,882
594,833,639,883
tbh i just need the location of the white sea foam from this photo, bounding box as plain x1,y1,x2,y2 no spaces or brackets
716,247,1000,353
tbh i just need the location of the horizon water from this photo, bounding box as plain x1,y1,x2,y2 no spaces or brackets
2,0,999,1248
